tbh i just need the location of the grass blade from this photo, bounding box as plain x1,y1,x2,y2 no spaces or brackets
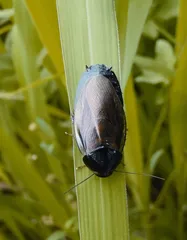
56,0,129,239
121,0,153,88
24,0,64,78
169,0,187,238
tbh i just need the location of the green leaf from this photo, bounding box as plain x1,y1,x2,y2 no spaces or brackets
56,0,129,239
124,77,145,208
169,0,187,170
169,6,187,240
135,39,175,84
12,0,48,121
0,0,12,8
143,20,158,39
24,0,64,77
36,117,56,140
153,0,179,20
155,39,175,69
148,149,165,173
122,0,153,88
0,8,13,17
46,231,65,240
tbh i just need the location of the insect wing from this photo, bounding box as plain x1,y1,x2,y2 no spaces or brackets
74,75,125,155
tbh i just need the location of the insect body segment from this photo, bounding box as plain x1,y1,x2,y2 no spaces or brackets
74,64,127,177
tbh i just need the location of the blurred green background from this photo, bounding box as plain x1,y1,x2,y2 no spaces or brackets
0,0,187,239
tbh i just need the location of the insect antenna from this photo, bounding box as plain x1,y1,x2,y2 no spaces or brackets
115,170,165,181
64,173,94,195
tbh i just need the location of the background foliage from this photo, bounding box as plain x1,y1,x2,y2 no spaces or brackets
0,0,186,239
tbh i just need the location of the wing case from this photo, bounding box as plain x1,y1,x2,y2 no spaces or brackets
74,75,126,155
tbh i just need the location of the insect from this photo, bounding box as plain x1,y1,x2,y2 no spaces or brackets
73,64,127,178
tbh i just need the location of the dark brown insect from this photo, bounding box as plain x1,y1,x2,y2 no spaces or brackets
73,64,127,177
